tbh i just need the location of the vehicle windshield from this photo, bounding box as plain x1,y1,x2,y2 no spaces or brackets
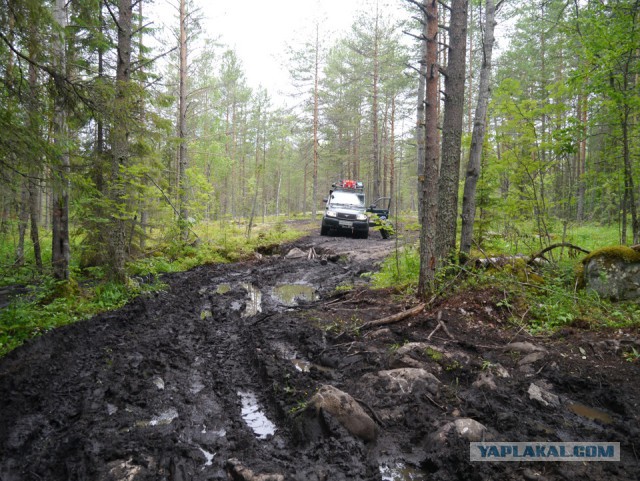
330,191,364,207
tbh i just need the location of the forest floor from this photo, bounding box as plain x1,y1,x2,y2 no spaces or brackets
0,222,639,481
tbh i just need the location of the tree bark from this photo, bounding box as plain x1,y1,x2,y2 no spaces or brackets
435,0,469,259
460,0,496,257
415,6,428,220
51,0,70,281
107,0,133,282
418,0,439,297
178,0,189,240
372,4,381,200
312,22,320,217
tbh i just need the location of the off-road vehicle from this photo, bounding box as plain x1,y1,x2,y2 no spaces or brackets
320,180,369,238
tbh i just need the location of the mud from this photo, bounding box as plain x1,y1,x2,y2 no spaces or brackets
1,228,639,481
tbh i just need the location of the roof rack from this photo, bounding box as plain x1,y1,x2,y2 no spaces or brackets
331,180,364,192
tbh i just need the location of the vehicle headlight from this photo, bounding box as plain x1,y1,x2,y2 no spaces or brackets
356,213,367,221
326,210,337,218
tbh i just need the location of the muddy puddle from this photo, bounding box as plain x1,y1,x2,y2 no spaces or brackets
238,390,276,439
271,283,318,306
568,402,613,424
379,462,428,481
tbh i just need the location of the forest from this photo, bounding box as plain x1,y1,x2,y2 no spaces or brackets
1,0,640,353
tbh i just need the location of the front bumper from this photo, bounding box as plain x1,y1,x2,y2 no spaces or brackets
322,217,369,232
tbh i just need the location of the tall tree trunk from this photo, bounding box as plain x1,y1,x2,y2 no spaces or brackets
416,4,427,220
622,106,638,243
372,4,381,200
435,0,469,259
51,0,70,281
178,0,189,240
312,23,320,217
460,0,496,257
418,0,439,296
16,184,28,266
390,95,396,209
107,0,133,282
576,92,587,222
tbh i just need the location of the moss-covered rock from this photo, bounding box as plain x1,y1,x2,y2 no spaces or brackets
581,246,640,301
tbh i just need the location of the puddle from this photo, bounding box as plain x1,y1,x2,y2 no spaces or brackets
272,283,318,306
379,463,428,481
292,358,312,372
241,283,262,317
136,407,179,428
568,402,613,424
291,358,332,373
215,283,231,295
198,447,215,467
238,390,276,439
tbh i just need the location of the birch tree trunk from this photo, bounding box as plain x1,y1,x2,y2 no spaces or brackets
460,0,497,257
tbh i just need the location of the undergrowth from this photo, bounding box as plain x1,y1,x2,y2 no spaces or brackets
372,240,640,334
0,219,305,357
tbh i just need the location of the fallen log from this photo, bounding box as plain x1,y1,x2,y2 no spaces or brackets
360,303,426,330
527,242,590,264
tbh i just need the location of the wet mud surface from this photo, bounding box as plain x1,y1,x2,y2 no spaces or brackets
1,229,639,481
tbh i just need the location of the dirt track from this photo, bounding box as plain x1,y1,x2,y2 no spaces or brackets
1,229,639,481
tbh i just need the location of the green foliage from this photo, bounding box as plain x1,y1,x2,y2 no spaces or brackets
371,245,420,293
0,220,305,358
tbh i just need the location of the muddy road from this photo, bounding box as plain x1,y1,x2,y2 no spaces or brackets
1,229,639,481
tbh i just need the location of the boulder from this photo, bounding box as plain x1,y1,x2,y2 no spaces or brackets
581,246,640,301
307,385,378,442
432,418,488,443
374,368,441,396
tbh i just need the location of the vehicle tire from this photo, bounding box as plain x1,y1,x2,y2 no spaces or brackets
320,225,329,236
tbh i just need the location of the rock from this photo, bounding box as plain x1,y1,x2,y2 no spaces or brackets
582,246,640,300
375,368,441,396
528,382,560,407
505,342,547,354
518,351,546,365
285,247,307,259
472,371,497,390
226,458,284,481
432,418,488,443
307,385,378,442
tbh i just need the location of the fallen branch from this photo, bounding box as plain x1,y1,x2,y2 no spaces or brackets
528,242,590,264
427,311,455,340
360,303,425,330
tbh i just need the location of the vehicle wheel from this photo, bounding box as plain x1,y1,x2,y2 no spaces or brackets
321,225,329,236
361,230,369,239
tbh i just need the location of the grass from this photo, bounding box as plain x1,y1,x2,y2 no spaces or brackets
0,218,308,357
371,221,640,334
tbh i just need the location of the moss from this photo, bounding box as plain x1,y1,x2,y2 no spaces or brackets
581,245,640,265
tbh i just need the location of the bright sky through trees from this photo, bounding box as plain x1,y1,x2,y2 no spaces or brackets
153,0,364,99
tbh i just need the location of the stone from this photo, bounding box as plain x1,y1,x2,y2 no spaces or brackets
432,418,488,443
307,385,378,442
472,371,497,390
285,247,307,259
375,368,441,396
528,382,560,408
226,458,284,481
582,246,640,300
505,342,546,354
518,351,546,365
